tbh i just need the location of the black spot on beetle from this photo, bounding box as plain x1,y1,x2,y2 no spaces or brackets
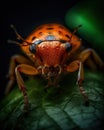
48,32,52,34
65,34,70,39
39,32,43,35
58,31,63,35
32,36,36,41
59,39,66,43
47,27,54,30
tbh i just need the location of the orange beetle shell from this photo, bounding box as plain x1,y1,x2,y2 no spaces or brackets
21,23,81,66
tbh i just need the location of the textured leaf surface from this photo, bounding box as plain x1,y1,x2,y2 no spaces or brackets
0,70,104,130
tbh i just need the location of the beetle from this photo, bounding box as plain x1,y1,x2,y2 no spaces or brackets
5,23,104,110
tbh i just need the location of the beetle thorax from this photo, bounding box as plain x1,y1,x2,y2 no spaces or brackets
37,41,66,66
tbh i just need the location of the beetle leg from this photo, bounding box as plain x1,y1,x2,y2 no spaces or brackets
66,60,89,105
78,48,104,70
15,64,38,111
76,62,89,105
5,55,33,95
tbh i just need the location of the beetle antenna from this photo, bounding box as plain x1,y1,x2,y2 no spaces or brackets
10,24,32,45
10,24,25,41
7,39,21,46
70,25,82,41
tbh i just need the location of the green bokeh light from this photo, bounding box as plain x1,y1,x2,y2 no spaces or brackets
65,0,104,56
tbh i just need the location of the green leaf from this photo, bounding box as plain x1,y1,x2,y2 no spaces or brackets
0,70,104,130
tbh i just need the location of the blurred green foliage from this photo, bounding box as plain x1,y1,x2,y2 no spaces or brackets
65,0,104,57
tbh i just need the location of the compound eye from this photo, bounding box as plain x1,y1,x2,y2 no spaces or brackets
29,40,42,54
29,44,36,53
65,42,72,52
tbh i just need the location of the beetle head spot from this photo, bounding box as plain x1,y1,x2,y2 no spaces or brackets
45,35,56,40
34,40,42,44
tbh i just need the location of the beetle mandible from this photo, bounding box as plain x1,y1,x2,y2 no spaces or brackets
5,23,104,110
